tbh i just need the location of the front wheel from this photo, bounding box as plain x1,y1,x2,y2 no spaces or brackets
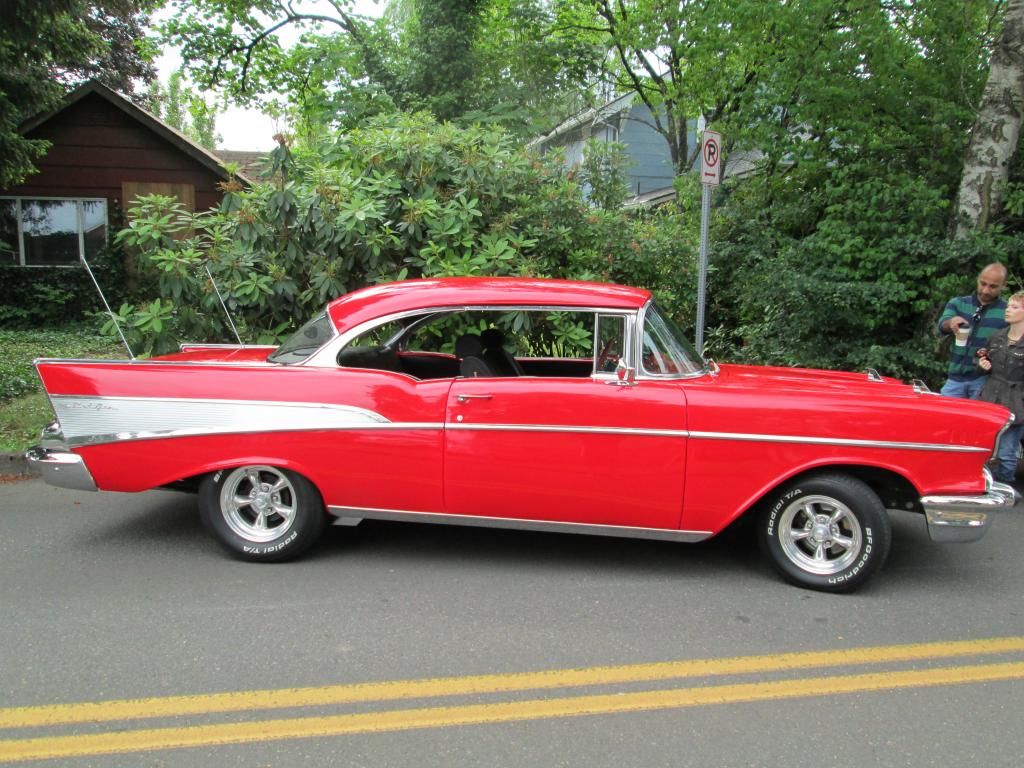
757,474,891,592
199,465,327,562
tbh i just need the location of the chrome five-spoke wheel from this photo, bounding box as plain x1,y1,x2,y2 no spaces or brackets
758,474,891,592
777,494,863,576
220,466,297,543
199,464,327,562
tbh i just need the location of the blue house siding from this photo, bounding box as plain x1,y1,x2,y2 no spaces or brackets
531,98,705,204
616,105,697,196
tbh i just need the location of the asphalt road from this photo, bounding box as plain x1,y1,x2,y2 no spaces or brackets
1,479,1022,767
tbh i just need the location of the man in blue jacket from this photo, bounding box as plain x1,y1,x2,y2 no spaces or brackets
937,262,1008,398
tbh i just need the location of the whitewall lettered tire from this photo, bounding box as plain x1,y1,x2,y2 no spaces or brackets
757,474,891,592
199,465,327,562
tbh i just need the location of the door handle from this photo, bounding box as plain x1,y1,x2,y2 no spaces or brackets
457,393,493,403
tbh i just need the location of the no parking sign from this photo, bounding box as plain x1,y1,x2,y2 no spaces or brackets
701,130,721,186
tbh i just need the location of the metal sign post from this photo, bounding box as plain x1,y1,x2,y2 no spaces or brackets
696,130,721,353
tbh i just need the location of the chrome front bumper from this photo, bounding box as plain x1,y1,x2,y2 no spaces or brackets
24,447,98,492
920,470,1014,543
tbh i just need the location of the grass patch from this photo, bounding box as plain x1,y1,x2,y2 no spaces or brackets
0,391,57,453
0,328,124,453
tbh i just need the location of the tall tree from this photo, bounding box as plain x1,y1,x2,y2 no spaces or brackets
160,0,604,137
955,0,1024,237
148,71,223,149
0,0,158,188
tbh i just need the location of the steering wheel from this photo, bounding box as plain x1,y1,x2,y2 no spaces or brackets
596,339,618,372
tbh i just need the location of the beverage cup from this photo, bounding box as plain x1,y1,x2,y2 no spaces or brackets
954,325,970,346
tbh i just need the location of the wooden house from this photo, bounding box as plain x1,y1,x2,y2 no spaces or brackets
1,81,247,268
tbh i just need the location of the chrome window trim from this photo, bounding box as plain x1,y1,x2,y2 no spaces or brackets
304,304,638,375
269,311,339,365
592,312,636,379
178,343,278,352
328,505,713,543
633,299,710,381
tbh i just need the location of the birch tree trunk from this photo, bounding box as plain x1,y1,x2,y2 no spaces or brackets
955,0,1024,238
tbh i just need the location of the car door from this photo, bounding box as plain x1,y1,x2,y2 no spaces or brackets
443,313,688,530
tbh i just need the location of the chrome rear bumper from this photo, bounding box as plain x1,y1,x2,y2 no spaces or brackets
920,470,1014,543
24,447,97,492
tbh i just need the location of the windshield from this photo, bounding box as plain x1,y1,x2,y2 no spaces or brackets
268,312,336,364
640,303,705,376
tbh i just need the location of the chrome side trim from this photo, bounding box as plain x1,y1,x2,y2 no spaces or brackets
447,423,689,438
687,430,988,454
34,357,279,368
328,505,713,543
992,415,1016,461
50,395,394,447
42,393,993,455
452,424,988,452
24,447,98,492
920,469,1011,543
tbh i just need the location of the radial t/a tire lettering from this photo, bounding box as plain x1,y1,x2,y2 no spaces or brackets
757,473,892,593
198,465,328,562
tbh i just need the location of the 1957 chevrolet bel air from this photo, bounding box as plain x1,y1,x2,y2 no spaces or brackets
27,277,1016,592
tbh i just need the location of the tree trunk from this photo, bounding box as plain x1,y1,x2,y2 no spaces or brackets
955,0,1024,239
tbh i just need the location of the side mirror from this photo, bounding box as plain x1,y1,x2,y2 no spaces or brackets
615,359,637,386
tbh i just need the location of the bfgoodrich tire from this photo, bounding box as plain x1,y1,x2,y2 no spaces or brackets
199,465,328,562
757,474,891,593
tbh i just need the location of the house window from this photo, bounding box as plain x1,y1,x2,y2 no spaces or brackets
0,197,108,267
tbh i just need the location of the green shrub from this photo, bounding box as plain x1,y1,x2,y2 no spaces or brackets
0,239,140,330
115,114,699,354
0,328,124,403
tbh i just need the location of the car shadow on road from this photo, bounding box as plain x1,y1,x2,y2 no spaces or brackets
315,514,767,583
73,490,214,552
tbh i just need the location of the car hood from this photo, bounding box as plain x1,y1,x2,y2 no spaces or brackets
716,363,909,395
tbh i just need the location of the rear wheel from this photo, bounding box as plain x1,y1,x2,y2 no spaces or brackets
199,465,327,562
757,474,891,592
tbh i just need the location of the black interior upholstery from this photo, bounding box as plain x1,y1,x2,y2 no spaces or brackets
455,334,494,377
480,328,524,376
337,345,403,372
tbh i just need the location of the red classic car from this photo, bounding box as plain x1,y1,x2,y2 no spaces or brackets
27,277,1016,592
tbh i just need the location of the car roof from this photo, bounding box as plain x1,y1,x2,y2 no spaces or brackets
326,277,652,332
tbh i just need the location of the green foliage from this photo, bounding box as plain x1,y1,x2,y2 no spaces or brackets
578,139,633,211
0,328,123,403
0,239,139,330
147,70,223,150
116,115,698,351
160,0,605,139
707,160,1023,388
0,0,157,187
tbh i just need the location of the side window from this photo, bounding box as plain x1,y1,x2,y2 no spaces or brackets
594,314,626,374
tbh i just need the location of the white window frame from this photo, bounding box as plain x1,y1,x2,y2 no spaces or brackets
0,196,108,268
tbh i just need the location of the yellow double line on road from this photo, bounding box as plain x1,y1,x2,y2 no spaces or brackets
2,637,1024,762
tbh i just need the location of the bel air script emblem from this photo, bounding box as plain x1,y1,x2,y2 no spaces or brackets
66,401,116,411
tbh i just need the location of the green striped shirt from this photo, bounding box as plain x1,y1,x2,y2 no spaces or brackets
938,294,1007,381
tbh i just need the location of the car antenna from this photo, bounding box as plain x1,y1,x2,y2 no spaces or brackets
81,252,135,360
204,263,243,345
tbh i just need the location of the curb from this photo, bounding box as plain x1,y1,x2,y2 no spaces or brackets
2,451,37,477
